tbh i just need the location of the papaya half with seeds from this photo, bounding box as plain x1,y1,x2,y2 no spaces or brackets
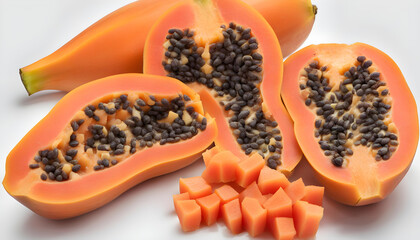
143,0,302,175
20,0,316,95
3,74,217,219
281,43,418,205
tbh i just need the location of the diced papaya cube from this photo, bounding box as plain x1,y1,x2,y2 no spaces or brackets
239,181,265,205
241,197,267,237
196,193,221,226
173,192,190,212
201,158,221,183
218,152,240,182
179,176,212,199
175,200,202,232
301,185,324,206
202,151,240,183
272,217,296,240
221,198,242,234
263,187,292,229
202,146,221,166
236,153,265,188
293,200,324,238
258,166,290,194
214,184,239,204
284,178,305,203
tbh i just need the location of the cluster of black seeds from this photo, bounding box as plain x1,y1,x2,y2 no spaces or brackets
301,57,398,167
162,22,283,169
30,93,206,181
31,149,70,181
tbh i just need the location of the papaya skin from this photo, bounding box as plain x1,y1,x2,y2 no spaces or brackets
3,74,218,219
143,0,303,176
281,43,419,205
20,0,316,95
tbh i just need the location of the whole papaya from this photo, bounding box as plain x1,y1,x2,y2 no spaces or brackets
20,0,316,95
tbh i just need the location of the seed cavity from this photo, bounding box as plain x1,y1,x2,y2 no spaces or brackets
299,57,398,167
162,22,283,169
29,93,206,181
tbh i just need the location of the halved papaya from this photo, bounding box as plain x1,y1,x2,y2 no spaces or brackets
20,0,317,95
2,74,217,219
282,43,418,205
143,0,302,175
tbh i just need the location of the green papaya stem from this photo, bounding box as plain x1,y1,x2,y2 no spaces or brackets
20,68,43,96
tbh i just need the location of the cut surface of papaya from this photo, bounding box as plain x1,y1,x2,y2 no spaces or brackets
3,74,217,219
20,0,316,95
144,0,302,175
282,43,418,205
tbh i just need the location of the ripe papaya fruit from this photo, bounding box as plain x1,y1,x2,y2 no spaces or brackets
281,43,418,205
143,0,302,175
20,0,317,95
2,74,217,219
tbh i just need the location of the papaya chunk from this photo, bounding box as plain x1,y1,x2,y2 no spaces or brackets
302,185,324,206
202,146,222,166
239,181,265,205
263,187,293,229
258,166,290,194
3,74,217,219
143,0,303,176
179,176,212,199
293,200,324,238
221,198,243,235
173,192,190,213
282,43,418,205
284,178,306,204
236,153,265,188
242,197,267,237
214,184,239,204
175,200,202,232
196,193,221,226
272,217,296,240
202,150,240,183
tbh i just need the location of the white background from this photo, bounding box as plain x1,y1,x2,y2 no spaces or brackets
1,0,420,239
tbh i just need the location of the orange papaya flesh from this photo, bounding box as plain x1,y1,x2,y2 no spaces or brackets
272,217,296,240
202,145,222,166
292,200,323,238
284,178,306,204
258,166,290,194
239,181,265,205
241,197,267,237
173,149,325,237
201,150,240,183
180,176,213,199
214,184,239,204
282,43,419,205
144,0,302,175
176,199,202,232
2,74,217,219
263,187,293,229
173,192,190,213
221,198,243,234
20,0,316,95
195,193,221,226
301,185,324,206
